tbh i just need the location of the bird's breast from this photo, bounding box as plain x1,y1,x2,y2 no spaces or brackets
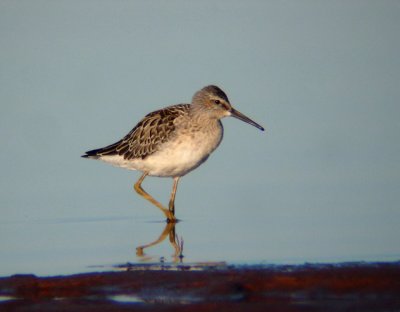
141,121,223,177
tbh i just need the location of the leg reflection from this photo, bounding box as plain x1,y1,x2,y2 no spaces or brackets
136,222,184,263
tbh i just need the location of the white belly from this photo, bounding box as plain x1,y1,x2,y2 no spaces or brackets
98,126,223,177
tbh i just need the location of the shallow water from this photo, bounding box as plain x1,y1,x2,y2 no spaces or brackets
1,203,399,277
1,149,399,276
1,1,400,277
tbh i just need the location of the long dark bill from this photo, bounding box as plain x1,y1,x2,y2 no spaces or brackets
230,108,265,131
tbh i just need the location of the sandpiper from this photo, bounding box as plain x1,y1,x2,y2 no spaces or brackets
82,85,264,222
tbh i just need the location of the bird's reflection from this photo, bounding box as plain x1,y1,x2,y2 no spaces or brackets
136,222,184,263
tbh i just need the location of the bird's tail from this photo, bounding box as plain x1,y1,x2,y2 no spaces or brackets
81,149,101,159
81,140,122,159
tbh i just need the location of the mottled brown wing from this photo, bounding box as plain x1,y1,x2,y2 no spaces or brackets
84,104,190,160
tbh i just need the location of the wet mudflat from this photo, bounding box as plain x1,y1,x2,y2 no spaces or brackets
1,262,399,312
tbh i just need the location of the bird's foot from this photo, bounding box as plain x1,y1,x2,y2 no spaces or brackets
166,216,179,223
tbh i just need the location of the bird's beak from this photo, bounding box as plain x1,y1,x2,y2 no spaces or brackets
230,108,265,131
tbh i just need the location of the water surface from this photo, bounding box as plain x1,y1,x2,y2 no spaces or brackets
1,1,399,276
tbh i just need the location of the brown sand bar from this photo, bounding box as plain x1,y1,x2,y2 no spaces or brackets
1,262,400,311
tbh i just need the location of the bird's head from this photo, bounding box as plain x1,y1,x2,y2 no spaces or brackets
192,85,264,131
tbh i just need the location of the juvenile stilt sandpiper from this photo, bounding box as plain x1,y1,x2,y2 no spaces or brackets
82,85,264,222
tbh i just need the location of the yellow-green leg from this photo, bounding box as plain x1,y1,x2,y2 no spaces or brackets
134,172,176,222
168,177,180,216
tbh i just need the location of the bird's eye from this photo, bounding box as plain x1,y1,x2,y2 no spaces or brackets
214,100,221,105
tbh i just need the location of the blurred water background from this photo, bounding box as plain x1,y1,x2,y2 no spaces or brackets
1,1,399,276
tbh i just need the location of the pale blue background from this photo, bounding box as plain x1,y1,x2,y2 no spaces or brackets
1,1,399,276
